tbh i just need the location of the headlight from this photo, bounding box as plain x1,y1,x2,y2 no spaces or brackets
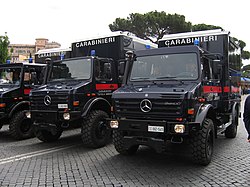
174,124,185,133
110,120,119,128
26,111,31,118
63,113,70,120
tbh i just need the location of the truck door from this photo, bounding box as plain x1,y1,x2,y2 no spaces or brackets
23,66,44,97
202,58,221,108
94,59,118,99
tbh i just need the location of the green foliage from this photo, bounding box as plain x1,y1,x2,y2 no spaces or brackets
242,50,250,60
109,11,192,44
242,64,250,77
192,24,222,31
0,33,10,64
232,37,250,75
110,11,250,75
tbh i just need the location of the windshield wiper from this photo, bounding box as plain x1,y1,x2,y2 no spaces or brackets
156,76,184,84
156,76,177,80
131,77,150,81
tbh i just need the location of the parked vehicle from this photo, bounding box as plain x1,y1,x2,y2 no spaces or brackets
109,29,241,165
35,47,72,63
0,62,46,139
29,31,157,148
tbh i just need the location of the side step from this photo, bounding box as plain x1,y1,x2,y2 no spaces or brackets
217,116,232,135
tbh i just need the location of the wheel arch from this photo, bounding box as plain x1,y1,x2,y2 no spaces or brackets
232,102,240,118
81,97,111,118
9,101,30,118
195,104,216,127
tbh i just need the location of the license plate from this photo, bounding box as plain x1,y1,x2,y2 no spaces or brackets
148,125,164,133
58,104,68,109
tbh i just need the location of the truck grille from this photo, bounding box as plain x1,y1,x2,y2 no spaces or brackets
114,93,186,120
30,92,69,110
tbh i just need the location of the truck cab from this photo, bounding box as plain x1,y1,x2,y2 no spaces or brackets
30,56,118,147
109,29,241,165
0,63,46,139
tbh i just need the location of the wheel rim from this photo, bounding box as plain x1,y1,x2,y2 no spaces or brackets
233,116,238,133
206,130,213,158
20,118,32,134
95,120,108,139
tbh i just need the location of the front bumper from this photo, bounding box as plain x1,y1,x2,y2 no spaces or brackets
110,118,199,135
0,112,7,119
0,112,8,123
109,118,200,152
31,110,81,130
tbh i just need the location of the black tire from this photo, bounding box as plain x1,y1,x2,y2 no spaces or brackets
225,114,238,138
81,110,111,148
9,111,34,140
190,118,214,166
35,129,62,142
113,130,139,155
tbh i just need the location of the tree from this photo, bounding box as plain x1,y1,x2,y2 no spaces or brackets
0,32,10,64
109,11,192,44
192,24,222,31
109,11,250,73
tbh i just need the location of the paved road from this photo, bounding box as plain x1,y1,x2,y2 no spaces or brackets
0,96,250,187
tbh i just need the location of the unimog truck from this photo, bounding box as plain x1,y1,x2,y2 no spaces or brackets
29,32,157,148
109,29,241,165
0,62,46,139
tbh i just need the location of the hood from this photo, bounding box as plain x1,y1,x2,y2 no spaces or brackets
113,82,199,99
31,80,90,95
0,87,11,93
0,86,20,97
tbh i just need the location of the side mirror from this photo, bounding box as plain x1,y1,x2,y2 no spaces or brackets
31,72,37,81
103,63,111,74
212,59,222,75
118,61,125,76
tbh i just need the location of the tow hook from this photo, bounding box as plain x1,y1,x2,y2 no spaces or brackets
171,136,183,144
61,123,69,128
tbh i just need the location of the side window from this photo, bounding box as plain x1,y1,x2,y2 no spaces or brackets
24,67,44,86
95,60,112,82
202,59,213,80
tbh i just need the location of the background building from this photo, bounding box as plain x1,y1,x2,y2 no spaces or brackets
8,38,61,63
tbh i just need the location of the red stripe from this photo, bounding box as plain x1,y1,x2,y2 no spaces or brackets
203,86,222,93
96,84,118,90
224,86,230,93
203,86,240,93
231,86,240,93
24,88,31,95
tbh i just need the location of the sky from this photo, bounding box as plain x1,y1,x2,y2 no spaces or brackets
1,0,250,64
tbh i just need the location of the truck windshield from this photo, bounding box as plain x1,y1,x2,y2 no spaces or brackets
0,67,22,86
49,58,92,81
130,53,198,81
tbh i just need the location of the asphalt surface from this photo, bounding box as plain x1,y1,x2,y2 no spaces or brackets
0,95,249,187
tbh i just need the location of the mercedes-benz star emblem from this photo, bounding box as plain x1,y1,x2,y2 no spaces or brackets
140,99,152,113
44,95,52,106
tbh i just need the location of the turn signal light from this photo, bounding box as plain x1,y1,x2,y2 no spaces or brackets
87,93,96,97
176,118,183,121
73,101,79,106
198,97,206,102
188,108,195,115
0,103,6,108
